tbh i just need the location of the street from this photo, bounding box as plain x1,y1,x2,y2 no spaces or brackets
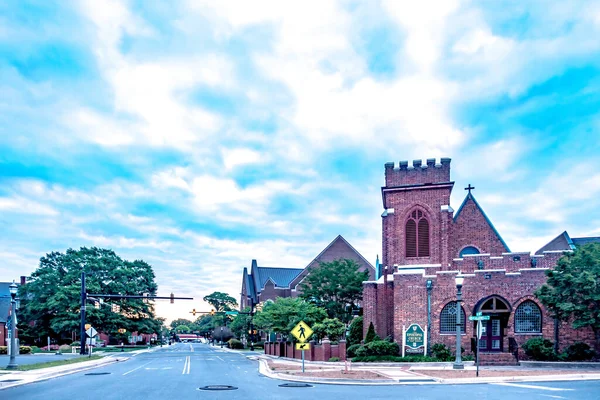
3,343,600,400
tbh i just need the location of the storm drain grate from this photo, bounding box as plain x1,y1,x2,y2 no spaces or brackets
85,372,111,376
279,383,313,388
198,385,238,391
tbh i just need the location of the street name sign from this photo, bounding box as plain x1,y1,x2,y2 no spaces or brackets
469,315,490,321
291,321,313,342
296,342,311,351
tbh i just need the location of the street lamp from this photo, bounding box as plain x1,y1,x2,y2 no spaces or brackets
7,281,18,370
453,273,464,370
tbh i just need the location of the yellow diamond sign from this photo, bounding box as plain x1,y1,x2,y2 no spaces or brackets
291,320,313,342
296,342,310,351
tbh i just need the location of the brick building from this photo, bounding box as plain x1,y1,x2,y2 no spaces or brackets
363,158,598,362
241,235,375,310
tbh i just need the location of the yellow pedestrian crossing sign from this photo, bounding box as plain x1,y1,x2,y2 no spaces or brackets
296,342,311,351
291,321,313,342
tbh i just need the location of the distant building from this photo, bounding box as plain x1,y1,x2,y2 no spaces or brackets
363,158,597,364
240,235,375,310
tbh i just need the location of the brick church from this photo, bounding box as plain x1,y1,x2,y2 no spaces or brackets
363,158,597,362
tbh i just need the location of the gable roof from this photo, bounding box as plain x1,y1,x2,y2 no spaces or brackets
454,192,511,252
536,231,600,254
289,235,375,289
255,266,304,288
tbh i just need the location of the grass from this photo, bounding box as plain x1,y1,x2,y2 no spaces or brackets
2,355,103,371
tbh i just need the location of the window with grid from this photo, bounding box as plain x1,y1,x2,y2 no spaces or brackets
515,300,542,333
405,209,430,258
440,302,465,333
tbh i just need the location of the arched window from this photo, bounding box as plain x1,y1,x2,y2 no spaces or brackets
406,209,429,257
515,301,542,333
459,246,480,257
440,302,466,333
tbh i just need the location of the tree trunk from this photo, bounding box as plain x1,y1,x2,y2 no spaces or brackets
594,327,600,355
553,318,559,354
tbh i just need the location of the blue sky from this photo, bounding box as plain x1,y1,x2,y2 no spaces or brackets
1,0,599,323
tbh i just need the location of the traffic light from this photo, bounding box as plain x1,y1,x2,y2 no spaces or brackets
191,308,196,316
210,309,215,316
170,292,174,304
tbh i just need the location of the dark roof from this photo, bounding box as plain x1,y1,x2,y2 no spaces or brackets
454,192,511,252
572,237,600,246
255,267,303,288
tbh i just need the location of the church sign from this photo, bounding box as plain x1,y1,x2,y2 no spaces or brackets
402,323,427,357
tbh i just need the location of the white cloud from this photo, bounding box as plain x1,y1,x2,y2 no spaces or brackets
221,148,263,170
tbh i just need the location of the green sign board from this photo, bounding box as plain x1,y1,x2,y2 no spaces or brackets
405,324,425,349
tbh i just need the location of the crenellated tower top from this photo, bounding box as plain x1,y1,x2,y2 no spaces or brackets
384,158,451,187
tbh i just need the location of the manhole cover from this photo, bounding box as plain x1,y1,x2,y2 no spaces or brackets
85,372,111,376
1,379,23,383
198,385,238,391
279,383,313,388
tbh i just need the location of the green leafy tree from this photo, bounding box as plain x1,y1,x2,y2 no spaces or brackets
347,316,363,346
203,291,238,312
535,243,600,353
194,315,216,336
229,308,252,339
175,325,191,333
18,247,160,344
170,318,193,330
253,297,327,340
299,259,369,323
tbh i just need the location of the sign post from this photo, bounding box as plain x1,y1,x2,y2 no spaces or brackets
468,312,489,377
291,321,313,373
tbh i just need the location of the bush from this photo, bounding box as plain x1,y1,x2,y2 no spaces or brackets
430,343,453,361
58,345,71,353
71,341,81,346
561,342,596,361
522,338,557,361
252,341,265,348
364,322,380,344
328,357,340,362
355,340,399,357
347,317,363,347
0,346,6,354
228,339,244,349
30,346,42,354
353,355,438,362
347,344,362,358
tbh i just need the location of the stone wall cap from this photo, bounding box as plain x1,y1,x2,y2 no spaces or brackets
502,252,531,256
474,269,506,273
463,253,491,257
489,256,504,259
518,268,550,272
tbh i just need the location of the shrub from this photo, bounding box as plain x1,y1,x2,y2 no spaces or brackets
355,340,399,357
328,357,340,362
30,346,41,354
19,346,32,354
0,346,6,354
347,344,362,358
347,316,363,347
561,342,596,361
353,355,438,362
58,345,71,353
252,341,265,348
522,338,557,361
430,343,453,361
228,339,244,349
71,341,81,346
364,322,380,344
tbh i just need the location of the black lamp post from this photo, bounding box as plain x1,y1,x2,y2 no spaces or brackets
453,274,465,370
426,279,433,356
7,281,18,370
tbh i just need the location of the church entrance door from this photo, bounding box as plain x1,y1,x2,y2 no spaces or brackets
478,317,503,352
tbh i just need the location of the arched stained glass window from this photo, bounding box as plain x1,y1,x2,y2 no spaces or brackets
406,209,429,258
459,246,480,257
440,302,466,333
515,301,542,333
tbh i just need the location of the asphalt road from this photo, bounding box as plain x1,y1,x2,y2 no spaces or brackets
3,343,600,400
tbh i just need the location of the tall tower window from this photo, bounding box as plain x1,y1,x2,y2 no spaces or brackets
406,209,430,257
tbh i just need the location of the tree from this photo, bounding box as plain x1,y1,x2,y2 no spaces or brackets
18,247,161,344
194,315,216,337
175,325,191,333
365,322,380,344
229,308,252,340
299,259,369,323
253,297,327,339
312,318,345,342
203,291,238,312
347,316,363,347
535,243,600,353
170,319,193,331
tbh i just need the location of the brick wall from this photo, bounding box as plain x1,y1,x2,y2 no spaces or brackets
264,340,347,361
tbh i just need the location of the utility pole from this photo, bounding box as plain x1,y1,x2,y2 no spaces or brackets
80,272,86,355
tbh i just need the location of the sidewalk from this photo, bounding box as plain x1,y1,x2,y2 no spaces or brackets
249,353,600,385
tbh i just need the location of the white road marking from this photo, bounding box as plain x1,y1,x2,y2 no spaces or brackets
182,356,191,374
540,395,567,399
216,356,224,362
123,361,153,376
492,383,574,391
189,344,193,352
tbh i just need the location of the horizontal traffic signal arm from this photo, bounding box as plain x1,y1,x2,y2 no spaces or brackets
87,294,193,300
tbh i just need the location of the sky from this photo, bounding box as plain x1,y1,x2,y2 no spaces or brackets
1,0,599,324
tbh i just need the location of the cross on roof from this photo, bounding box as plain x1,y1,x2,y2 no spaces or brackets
465,184,475,194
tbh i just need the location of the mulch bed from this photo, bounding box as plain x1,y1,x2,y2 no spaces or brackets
415,369,600,379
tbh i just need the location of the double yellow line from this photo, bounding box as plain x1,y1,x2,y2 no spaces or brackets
182,355,191,374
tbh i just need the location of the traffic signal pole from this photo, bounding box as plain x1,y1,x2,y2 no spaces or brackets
80,272,86,355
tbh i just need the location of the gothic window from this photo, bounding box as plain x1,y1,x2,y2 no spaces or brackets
459,246,480,257
515,301,542,333
440,302,466,333
406,209,429,257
